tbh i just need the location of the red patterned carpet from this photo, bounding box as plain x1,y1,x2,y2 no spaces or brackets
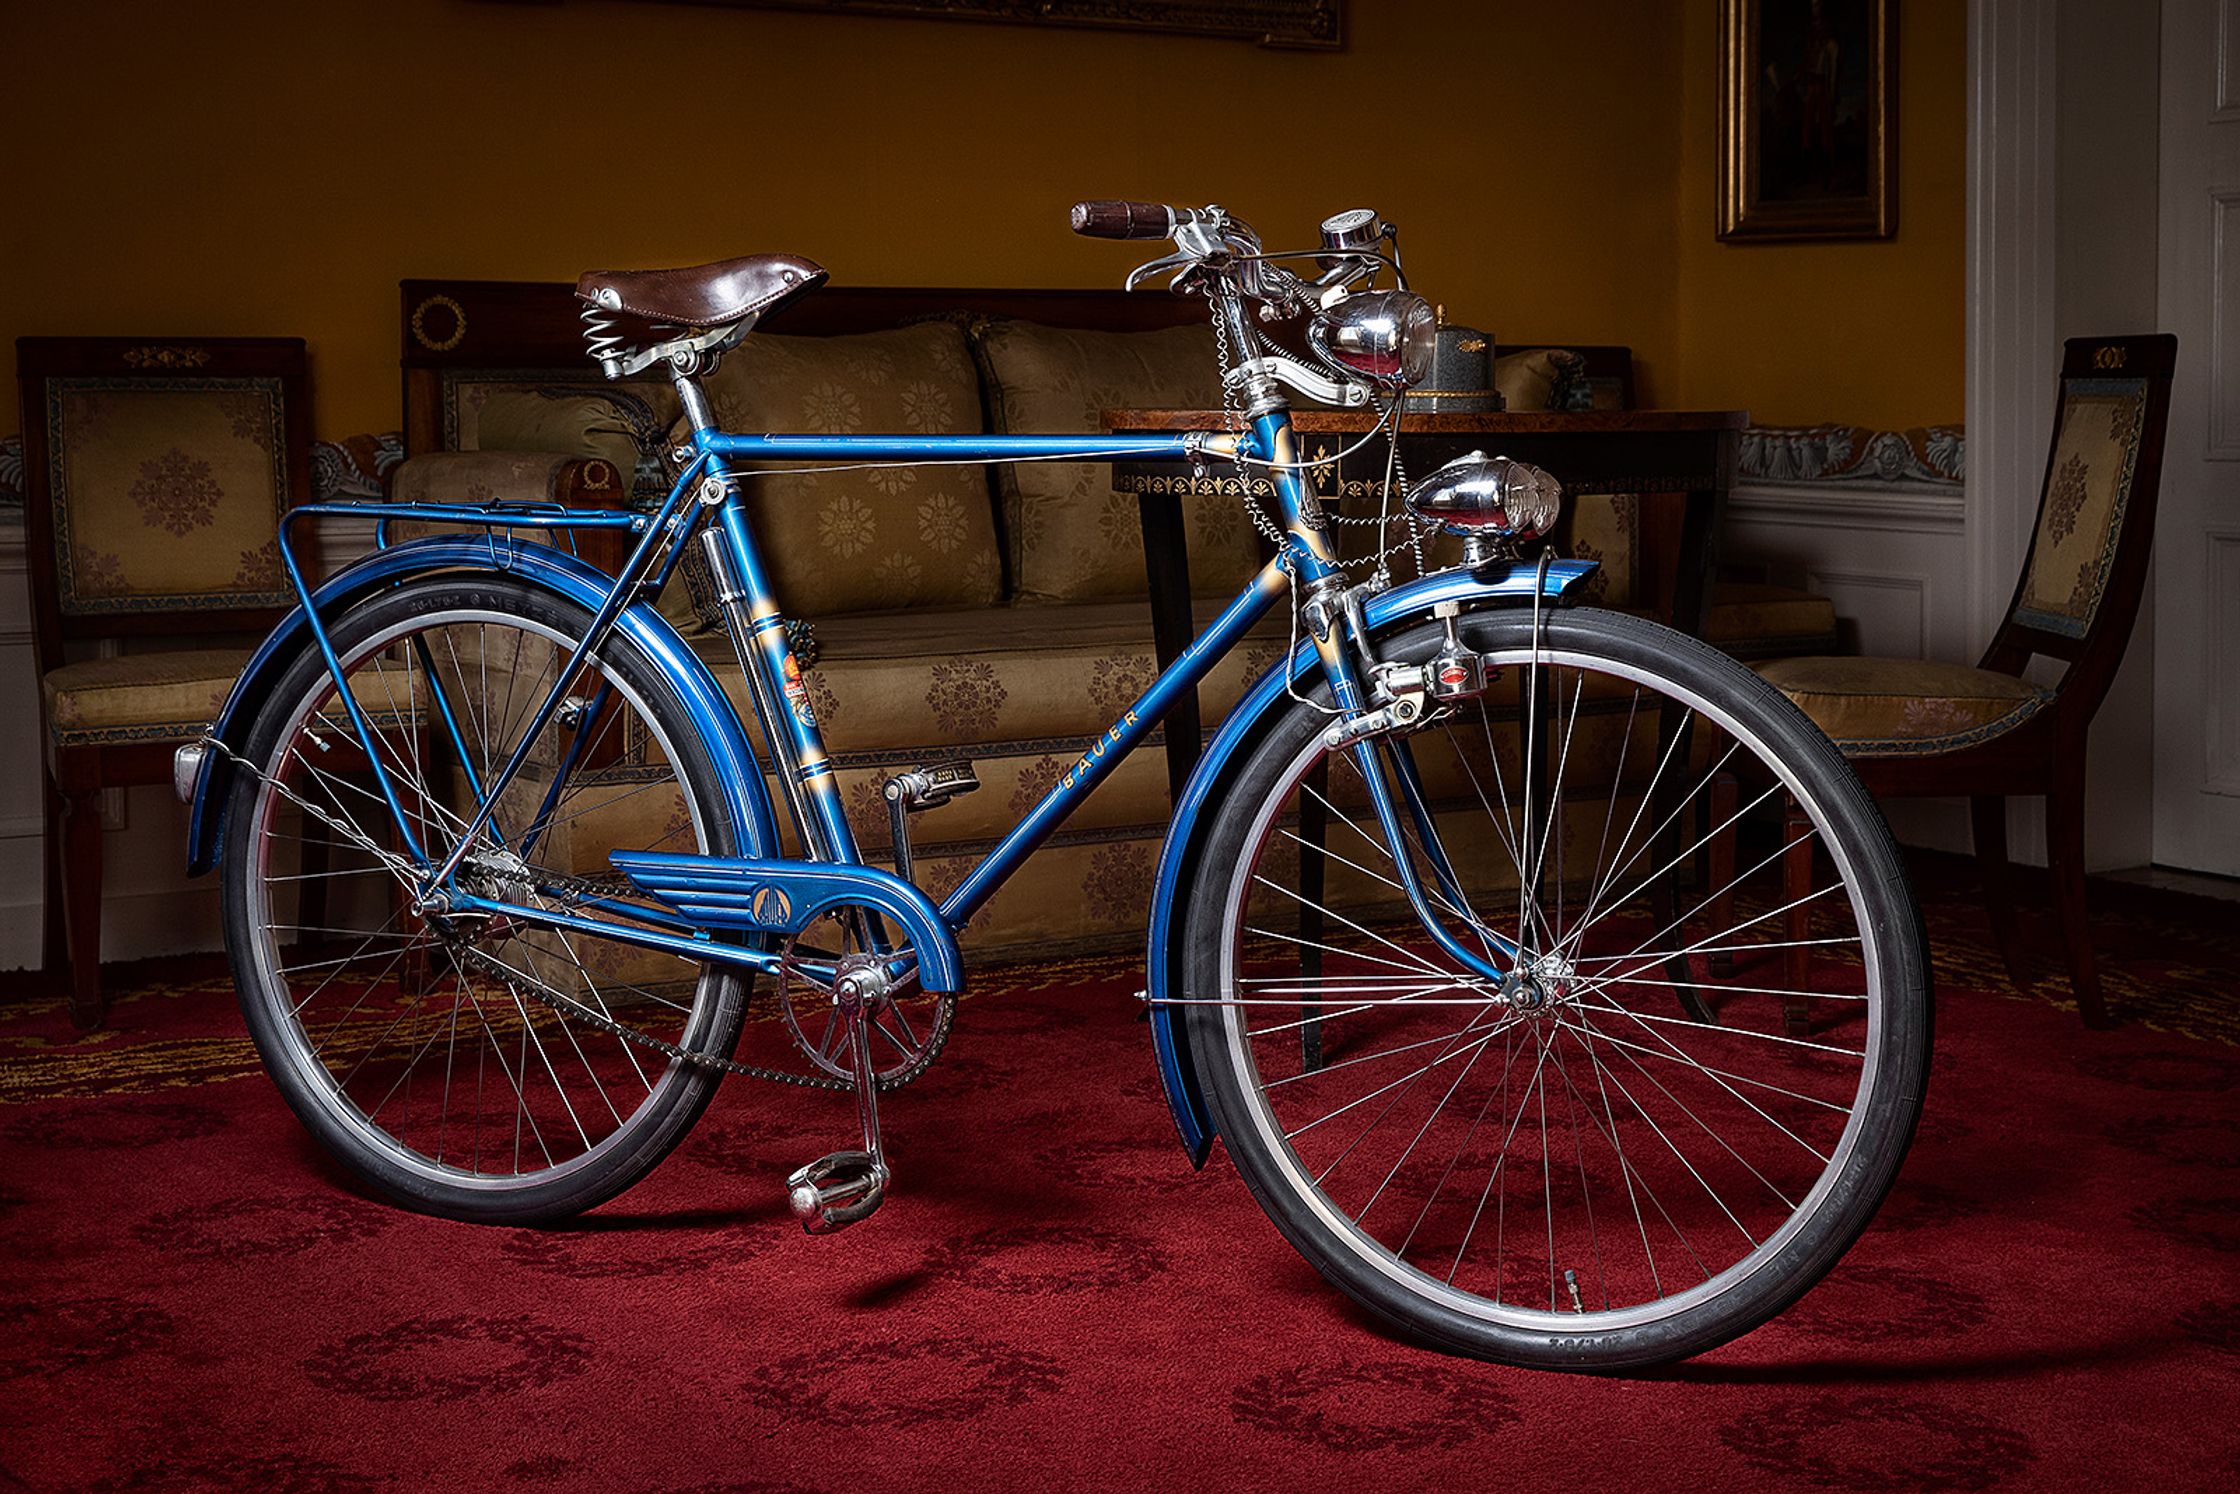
2,854,2236,1493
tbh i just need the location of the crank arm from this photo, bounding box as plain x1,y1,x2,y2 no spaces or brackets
787,981,892,1235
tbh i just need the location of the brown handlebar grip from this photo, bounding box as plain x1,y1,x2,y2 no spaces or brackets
1070,200,1176,240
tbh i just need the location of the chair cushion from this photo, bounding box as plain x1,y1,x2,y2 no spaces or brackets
1753,656,2054,757
969,319,1260,604
692,321,1003,617
42,649,252,746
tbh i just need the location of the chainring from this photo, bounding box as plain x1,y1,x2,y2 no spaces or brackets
774,912,954,1090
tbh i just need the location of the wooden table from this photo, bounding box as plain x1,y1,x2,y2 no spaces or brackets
1105,408,1747,800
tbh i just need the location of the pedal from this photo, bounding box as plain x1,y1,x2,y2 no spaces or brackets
887,760,979,810
884,760,979,883
786,1150,889,1234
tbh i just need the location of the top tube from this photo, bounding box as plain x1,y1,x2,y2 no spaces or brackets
700,431,1214,464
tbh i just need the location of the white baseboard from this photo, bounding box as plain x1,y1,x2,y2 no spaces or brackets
0,882,224,972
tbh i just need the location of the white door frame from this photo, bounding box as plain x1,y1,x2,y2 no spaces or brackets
1966,0,2165,871
1966,0,2060,865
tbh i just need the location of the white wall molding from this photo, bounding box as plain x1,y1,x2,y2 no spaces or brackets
1967,0,2060,660
1730,481,1966,533
2209,186,2240,457
2215,0,2240,120
1806,568,1936,661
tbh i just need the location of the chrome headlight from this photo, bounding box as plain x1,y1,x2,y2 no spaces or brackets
1306,290,1438,390
1406,451,1564,543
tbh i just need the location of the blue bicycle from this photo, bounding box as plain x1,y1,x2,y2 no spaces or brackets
179,202,1930,1370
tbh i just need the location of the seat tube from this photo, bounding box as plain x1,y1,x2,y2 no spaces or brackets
680,374,860,864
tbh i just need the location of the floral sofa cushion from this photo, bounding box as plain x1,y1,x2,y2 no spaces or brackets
692,321,1001,618
969,319,1260,605
473,388,665,500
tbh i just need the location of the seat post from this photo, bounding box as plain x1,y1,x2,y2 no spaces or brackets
672,365,719,436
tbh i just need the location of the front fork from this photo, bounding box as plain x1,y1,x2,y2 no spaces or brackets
1311,588,1525,986
1245,402,1524,990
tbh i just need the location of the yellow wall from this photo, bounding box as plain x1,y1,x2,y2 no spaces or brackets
1672,0,1969,429
1,0,1960,442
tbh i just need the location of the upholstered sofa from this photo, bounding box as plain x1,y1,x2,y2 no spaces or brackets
389,280,1833,958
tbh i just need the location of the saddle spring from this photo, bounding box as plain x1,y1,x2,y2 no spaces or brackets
579,301,631,379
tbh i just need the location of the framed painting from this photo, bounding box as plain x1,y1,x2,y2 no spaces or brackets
1718,0,1897,241
602,0,1342,48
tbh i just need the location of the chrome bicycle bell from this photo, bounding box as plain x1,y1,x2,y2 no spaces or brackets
1407,451,1564,563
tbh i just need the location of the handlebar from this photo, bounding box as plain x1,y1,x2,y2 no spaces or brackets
1072,199,1401,327
1070,200,1184,240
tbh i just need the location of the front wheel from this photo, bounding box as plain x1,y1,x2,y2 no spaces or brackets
1184,606,1931,1370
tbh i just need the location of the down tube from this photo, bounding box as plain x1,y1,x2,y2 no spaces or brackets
937,560,1293,926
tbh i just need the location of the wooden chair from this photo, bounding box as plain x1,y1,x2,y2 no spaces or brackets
1754,335,2176,1029
17,337,314,1029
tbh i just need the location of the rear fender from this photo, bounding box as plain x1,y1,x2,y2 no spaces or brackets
182,536,779,876
1144,558,1600,1164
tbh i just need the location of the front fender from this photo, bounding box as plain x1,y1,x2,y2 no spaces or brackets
183,536,780,876
1146,557,1600,1165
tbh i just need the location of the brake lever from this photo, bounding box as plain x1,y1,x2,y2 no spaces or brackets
1124,248,1200,294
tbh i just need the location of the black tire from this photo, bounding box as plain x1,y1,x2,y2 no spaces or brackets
1184,606,1931,1370
221,575,749,1224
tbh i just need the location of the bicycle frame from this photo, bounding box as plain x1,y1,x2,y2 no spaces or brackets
254,389,1525,992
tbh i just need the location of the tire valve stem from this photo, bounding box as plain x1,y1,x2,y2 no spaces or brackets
1564,1268,1585,1314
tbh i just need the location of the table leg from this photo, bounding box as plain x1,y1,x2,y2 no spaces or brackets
1137,488,1202,804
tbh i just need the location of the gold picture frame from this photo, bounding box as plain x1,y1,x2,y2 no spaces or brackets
1719,0,1897,242
606,0,1342,49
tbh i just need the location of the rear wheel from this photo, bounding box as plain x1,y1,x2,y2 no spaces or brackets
220,575,749,1224
1184,606,1931,1369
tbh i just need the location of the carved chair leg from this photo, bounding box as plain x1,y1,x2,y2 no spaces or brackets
1781,798,1813,1037
1648,705,1715,1025
2046,768,2113,1029
1297,758,1329,1073
60,789,107,1032
375,762,435,999
40,778,68,995
1706,768,1739,978
1969,795,2029,989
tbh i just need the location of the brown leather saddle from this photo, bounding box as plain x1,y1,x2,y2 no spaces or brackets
575,252,827,329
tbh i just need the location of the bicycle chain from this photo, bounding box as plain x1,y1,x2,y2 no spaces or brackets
200,733,922,1094
449,943,870,1092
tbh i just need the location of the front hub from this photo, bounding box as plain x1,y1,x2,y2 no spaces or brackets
1502,952,1578,1017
